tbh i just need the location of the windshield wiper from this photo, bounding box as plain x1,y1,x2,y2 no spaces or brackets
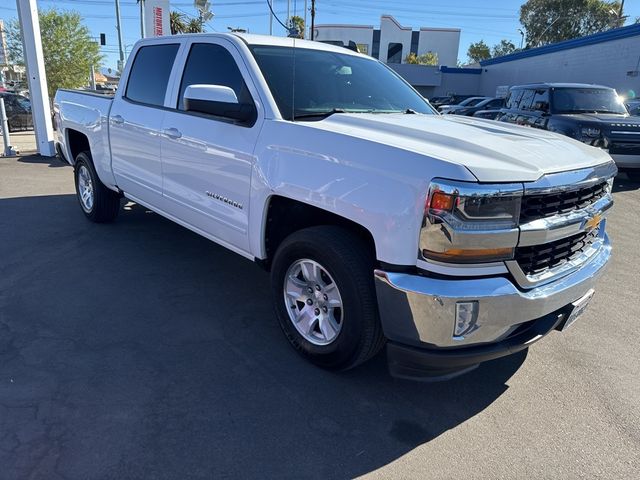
292,108,346,121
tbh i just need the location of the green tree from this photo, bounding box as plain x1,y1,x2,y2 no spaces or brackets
520,0,622,47
170,11,187,35
185,18,204,33
404,51,439,65
467,40,491,63
289,15,305,38
492,39,518,57
7,9,102,97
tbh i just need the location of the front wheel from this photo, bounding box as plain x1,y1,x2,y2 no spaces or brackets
74,151,120,222
270,226,385,370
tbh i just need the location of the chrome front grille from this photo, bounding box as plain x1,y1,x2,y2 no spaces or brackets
515,227,600,276
519,181,609,223
506,162,616,288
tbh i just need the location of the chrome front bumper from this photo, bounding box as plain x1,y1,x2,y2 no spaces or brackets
374,234,611,349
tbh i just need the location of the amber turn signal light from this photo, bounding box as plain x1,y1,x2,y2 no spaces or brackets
430,191,455,211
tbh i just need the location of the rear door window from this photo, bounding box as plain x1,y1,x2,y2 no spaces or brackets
517,89,535,111
532,89,550,112
125,44,180,107
506,90,522,109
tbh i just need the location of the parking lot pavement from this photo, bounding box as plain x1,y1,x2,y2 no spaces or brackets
1,154,639,480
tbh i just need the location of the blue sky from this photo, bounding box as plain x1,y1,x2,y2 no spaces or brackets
1,0,639,71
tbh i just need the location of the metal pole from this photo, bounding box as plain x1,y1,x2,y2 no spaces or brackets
310,0,315,41
89,64,96,90
15,0,55,157
115,0,125,72
0,98,17,157
618,0,625,27
304,0,308,39
140,0,146,38
287,0,290,28
269,0,273,35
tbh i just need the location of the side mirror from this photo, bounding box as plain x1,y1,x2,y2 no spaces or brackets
183,84,255,123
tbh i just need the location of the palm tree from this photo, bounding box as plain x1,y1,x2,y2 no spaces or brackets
170,11,187,35
289,15,305,38
186,18,204,33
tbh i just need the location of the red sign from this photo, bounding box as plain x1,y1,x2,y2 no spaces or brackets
154,7,163,36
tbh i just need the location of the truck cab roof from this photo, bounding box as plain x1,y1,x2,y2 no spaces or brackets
134,32,366,57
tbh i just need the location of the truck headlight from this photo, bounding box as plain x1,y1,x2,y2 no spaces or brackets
581,127,600,138
420,180,522,263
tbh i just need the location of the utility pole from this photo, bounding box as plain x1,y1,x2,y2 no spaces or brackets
287,0,290,28
304,0,308,39
269,0,273,35
310,0,315,40
114,0,125,72
617,0,625,27
139,0,146,38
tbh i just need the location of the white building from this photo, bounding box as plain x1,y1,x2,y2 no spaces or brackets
313,15,460,67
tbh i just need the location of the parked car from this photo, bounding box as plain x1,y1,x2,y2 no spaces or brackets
472,109,503,120
440,96,489,114
55,34,615,381
499,83,640,180
431,94,477,109
428,95,451,107
626,100,640,116
0,92,33,132
450,97,505,116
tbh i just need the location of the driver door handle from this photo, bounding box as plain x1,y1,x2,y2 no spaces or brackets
111,115,124,125
163,127,182,140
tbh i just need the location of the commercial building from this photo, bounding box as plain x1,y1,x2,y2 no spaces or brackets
313,15,460,67
389,23,640,99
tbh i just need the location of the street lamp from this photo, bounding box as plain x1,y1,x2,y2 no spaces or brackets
518,28,525,49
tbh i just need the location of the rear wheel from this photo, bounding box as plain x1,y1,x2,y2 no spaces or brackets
74,151,120,222
270,226,385,370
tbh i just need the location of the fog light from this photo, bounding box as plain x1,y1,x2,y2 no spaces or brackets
454,301,479,338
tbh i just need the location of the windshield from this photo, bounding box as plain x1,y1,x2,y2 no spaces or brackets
249,46,434,120
551,88,627,114
15,96,30,110
459,97,485,107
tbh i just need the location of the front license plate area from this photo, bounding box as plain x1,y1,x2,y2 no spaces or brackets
561,289,595,331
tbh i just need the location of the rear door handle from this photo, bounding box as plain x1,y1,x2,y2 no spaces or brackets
111,115,124,125
163,127,182,140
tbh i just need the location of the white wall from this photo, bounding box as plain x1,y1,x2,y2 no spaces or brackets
479,35,640,97
418,28,460,67
378,15,412,63
313,25,374,55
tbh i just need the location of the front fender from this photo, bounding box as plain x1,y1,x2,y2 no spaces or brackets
248,120,475,265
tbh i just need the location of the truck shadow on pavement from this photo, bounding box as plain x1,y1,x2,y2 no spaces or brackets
0,194,527,480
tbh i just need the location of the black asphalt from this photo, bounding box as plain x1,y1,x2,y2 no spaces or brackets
1,155,639,479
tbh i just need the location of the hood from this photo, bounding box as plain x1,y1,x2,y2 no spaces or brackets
307,113,612,182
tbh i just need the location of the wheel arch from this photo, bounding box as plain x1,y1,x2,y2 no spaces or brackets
260,195,377,270
65,128,91,165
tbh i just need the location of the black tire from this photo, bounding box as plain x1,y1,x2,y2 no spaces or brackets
73,151,120,223
271,226,385,371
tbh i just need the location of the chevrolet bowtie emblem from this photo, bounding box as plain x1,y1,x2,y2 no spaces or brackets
584,213,602,231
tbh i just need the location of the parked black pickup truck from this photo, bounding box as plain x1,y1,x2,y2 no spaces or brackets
499,83,640,180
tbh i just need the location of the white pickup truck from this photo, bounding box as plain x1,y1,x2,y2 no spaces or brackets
54,34,616,381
